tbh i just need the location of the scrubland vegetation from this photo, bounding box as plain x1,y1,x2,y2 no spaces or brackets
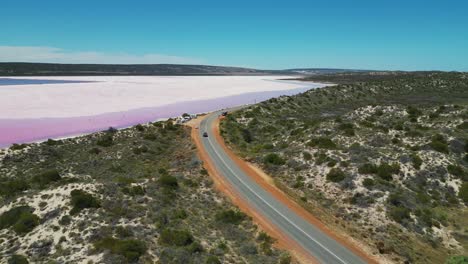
221,72,468,263
0,120,285,263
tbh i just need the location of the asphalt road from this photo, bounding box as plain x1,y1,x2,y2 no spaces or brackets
199,109,368,264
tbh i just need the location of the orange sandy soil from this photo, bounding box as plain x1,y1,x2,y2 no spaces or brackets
188,115,381,264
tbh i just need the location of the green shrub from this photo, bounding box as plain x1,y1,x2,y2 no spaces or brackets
446,255,468,264
458,122,468,130
32,169,61,187
459,182,468,204
303,151,312,161
411,154,423,170
94,237,147,261
362,178,375,188
10,143,27,150
96,134,113,147
158,175,179,189
89,147,101,154
122,186,145,196
0,206,39,234
430,134,449,153
158,228,193,246
447,165,466,179
307,137,336,149
264,153,286,165
205,256,221,264
135,124,145,131
7,255,29,264
0,178,29,197
358,163,378,174
388,206,411,223
143,133,157,141
70,190,100,215
326,168,346,182
215,209,246,224
13,212,40,234
377,163,400,181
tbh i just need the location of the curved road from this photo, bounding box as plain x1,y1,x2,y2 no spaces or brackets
199,109,368,264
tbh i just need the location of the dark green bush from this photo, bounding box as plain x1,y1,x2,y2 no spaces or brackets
430,134,449,153
122,186,145,196
303,151,312,160
94,237,147,261
10,143,27,150
135,124,145,131
158,228,193,246
307,137,336,149
459,182,468,204
0,178,29,197
458,121,468,130
358,163,378,174
377,163,400,180
215,209,246,225
411,154,423,170
447,165,466,179
70,190,100,215
264,153,286,165
32,169,61,187
0,206,39,234
96,134,114,147
446,255,468,264
7,255,29,264
388,206,411,223
143,133,157,141
13,212,40,234
362,178,375,188
326,168,346,182
158,175,179,189
205,256,221,264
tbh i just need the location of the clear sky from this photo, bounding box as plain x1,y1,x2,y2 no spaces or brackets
1,0,467,71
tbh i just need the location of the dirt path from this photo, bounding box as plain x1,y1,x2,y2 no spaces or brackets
189,115,380,264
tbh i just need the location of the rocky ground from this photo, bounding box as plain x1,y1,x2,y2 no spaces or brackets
220,72,468,264
0,121,290,263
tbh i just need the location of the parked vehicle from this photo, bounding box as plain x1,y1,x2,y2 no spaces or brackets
203,132,208,137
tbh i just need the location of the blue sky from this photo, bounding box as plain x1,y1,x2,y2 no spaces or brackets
1,0,467,70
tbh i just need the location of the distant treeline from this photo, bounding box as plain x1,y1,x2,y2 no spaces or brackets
0,62,282,76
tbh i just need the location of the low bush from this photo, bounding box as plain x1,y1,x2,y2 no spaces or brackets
411,154,423,170
326,168,346,182
307,137,336,149
94,237,147,261
388,206,411,223
7,255,29,264
122,186,145,196
447,165,466,179
0,206,39,234
264,153,286,165
70,190,100,215
459,182,468,204
215,209,246,225
303,151,312,161
205,256,221,264
158,175,179,190
362,178,375,188
377,163,400,181
158,228,193,246
0,178,29,197
10,143,27,150
32,169,61,187
358,163,378,174
430,134,449,153
96,134,113,147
